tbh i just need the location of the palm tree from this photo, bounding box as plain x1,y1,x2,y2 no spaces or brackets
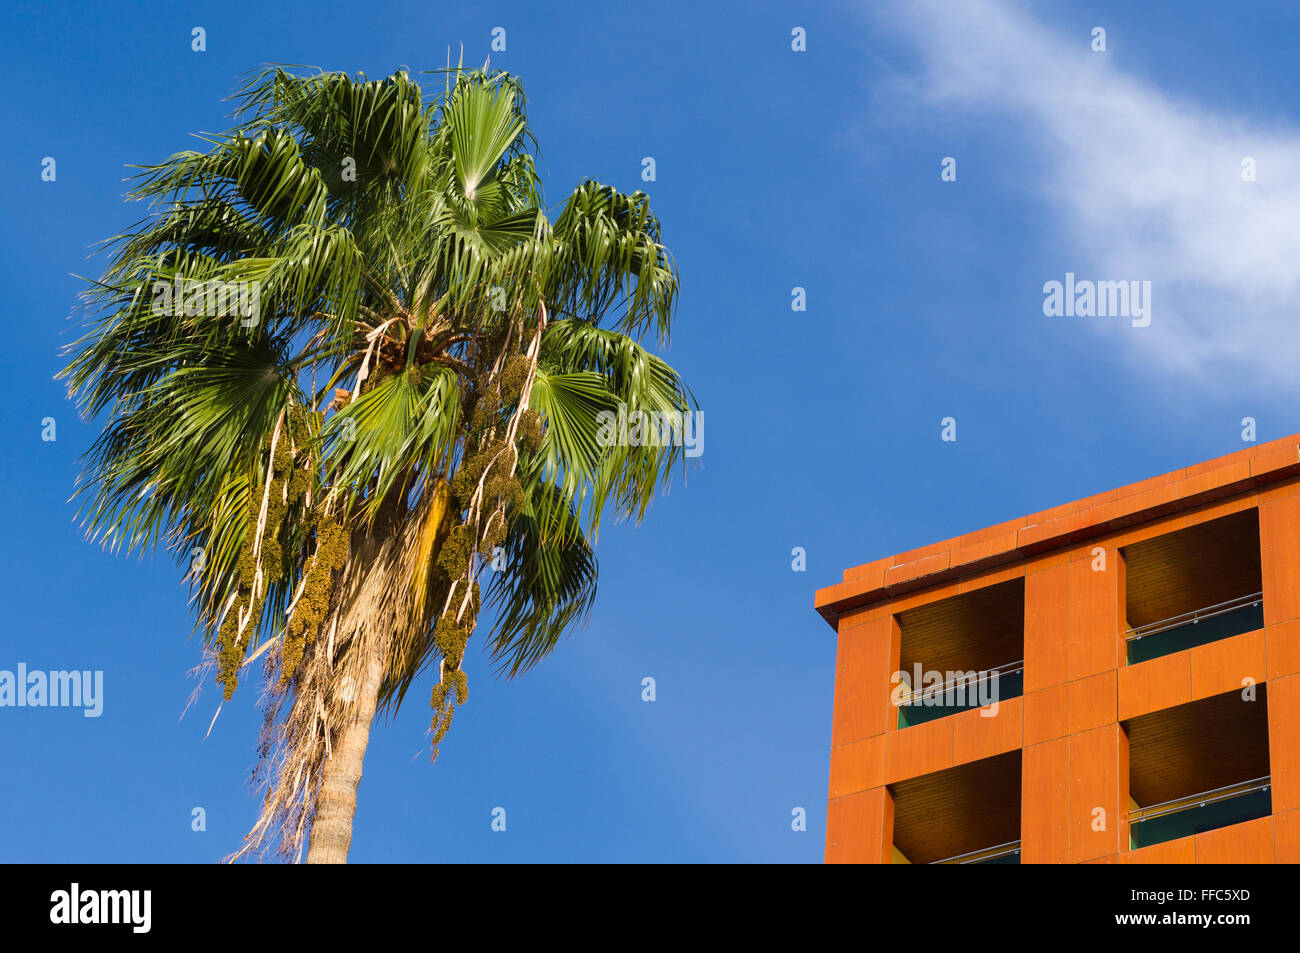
60,66,694,863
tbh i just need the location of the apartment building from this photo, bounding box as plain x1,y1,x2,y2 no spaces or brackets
814,436,1300,863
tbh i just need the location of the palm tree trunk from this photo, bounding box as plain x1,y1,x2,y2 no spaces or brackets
305,645,385,863
299,488,443,863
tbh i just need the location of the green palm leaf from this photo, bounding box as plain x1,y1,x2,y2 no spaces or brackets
60,65,694,861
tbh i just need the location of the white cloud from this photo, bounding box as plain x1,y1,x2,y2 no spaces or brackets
872,0,1300,387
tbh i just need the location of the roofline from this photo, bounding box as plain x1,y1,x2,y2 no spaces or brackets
813,436,1300,631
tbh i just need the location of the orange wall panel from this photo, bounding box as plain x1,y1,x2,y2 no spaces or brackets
956,562,1025,595
884,551,951,588
1183,492,1259,529
1025,563,1070,692
1024,684,1069,746
1089,510,1186,554
827,735,885,800
1258,473,1300,503
1072,486,1121,514
953,533,1019,568
1123,836,1195,864
1067,725,1125,863
887,579,963,616
831,615,899,747
952,696,1023,766
1274,808,1300,864
1117,651,1191,721
1118,719,1130,857
1180,460,1251,500
1069,671,1118,734
825,787,891,864
884,716,954,784
1068,557,1121,681
1185,446,1253,478
1021,738,1069,863
1187,629,1265,701
1268,673,1300,813
1255,447,1300,482
1261,493,1300,626
880,788,895,866
1194,816,1274,863
1266,618,1300,681
959,516,1030,549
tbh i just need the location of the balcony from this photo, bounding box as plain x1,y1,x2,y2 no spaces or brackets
896,660,1024,728
894,578,1025,729
1122,509,1263,666
1125,592,1263,665
1125,687,1271,850
1129,777,1272,850
889,750,1022,864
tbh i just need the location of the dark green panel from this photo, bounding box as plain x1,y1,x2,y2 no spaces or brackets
1129,788,1271,850
1126,604,1264,665
898,671,1023,729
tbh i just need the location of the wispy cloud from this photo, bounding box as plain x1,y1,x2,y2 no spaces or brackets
872,0,1300,388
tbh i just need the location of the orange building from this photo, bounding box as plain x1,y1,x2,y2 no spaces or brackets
815,436,1300,864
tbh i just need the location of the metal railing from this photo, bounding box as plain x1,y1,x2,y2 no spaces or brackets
1125,592,1262,643
931,839,1021,865
1128,776,1271,824
898,659,1025,706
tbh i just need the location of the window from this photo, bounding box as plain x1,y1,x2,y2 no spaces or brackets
1125,687,1271,849
1122,509,1263,665
895,579,1024,728
889,751,1023,864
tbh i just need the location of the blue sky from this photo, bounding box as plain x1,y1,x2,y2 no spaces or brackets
3,0,1299,862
